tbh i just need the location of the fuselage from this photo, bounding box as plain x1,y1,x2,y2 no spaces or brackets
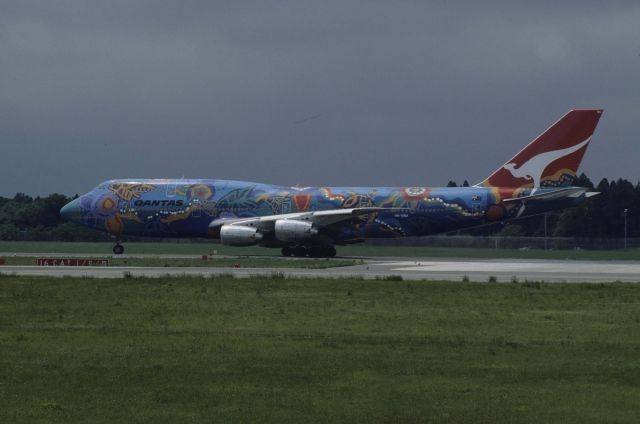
60,178,576,244
58,110,603,253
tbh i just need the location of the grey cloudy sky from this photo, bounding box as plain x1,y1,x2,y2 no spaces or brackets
1,0,639,196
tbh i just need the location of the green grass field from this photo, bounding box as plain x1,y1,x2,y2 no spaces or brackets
0,255,357,269
1,275,639,423
2,240,640,260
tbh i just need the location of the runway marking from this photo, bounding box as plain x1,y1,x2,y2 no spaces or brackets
370,261,431,267
390,260,640,275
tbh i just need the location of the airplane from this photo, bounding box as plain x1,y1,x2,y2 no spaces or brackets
60,109,603,257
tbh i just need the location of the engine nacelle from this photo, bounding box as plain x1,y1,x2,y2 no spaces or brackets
220,225,263,246
274,219,318,242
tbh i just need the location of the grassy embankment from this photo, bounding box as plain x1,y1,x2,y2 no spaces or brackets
1,274,639,423
0,255,357,269
1,240,640,260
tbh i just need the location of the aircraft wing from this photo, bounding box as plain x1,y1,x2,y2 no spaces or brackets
209,207,398,230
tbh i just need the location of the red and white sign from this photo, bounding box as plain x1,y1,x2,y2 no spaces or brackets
36,258,109,267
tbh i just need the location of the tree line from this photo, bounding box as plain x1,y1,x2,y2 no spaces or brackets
0,174,638,241
0,193,110,241
453,174,640,239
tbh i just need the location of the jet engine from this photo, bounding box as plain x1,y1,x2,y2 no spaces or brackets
220,225,263,246
274,219,318,242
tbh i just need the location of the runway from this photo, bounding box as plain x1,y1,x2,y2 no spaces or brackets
2,256,640,282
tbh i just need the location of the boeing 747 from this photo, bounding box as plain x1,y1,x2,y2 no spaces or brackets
60,109,603,256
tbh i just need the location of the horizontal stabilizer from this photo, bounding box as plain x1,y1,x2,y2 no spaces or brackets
503,187,591,204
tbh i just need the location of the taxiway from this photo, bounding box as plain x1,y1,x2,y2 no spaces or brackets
1,255,639,282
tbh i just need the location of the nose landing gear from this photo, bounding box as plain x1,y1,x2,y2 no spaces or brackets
113,243,124,255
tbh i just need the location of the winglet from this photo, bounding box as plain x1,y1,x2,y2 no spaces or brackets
477,109,603,188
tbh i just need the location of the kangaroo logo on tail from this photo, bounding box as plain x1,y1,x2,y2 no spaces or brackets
502,137,591,188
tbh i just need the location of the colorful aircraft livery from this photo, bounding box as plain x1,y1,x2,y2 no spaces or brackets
61,109,603,256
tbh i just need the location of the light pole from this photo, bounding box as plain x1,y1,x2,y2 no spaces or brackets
544,212,548,250
624,209,629,249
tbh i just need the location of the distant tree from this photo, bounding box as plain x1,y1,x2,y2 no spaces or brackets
31,194,69,228
495,223,524,237
553,208,583,237
632,183,640,237
446,181,457,187
13,193,33,204
588,178,614,237
610,178,636,237
462,180,470,187
573,173,594,189
0,223,20,241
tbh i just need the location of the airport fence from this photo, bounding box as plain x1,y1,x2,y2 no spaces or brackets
140,236,640,250
364,236,640,250
7,232,640,250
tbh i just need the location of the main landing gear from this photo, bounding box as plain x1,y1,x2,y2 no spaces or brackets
281,245,337,258
113,243,124,255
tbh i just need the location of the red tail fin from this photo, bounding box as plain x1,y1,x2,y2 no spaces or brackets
478,109,603,188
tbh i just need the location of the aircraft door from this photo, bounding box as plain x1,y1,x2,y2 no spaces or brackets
471,195,482,214
166,183,177,197
192,199,202,218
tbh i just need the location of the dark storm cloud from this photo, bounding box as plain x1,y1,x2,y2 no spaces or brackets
1,0,639,196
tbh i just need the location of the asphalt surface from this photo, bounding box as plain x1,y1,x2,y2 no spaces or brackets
1,253,640,282
0,252,209,259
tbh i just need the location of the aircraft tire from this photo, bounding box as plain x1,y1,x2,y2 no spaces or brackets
310,246,336,258
281,247,293,257
113,244,124,255
307,246,321,257
293,246,307,257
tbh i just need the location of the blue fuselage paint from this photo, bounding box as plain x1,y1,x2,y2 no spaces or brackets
59,179,576,243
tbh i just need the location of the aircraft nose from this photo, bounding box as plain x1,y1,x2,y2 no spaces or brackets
60,198,82,222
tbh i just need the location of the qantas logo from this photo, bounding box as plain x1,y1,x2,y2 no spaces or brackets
133,199,184,207
502,137,591,187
